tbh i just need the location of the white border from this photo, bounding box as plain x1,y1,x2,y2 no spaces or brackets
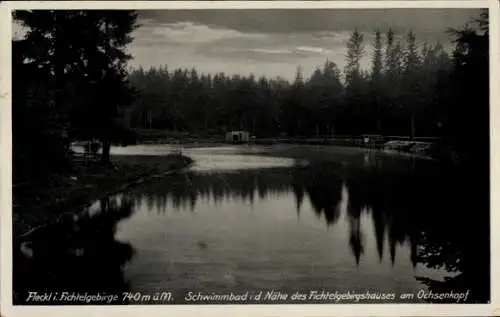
1,1,498,317
2,1,493,9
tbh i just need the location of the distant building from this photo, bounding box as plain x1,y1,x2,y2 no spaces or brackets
225,130,250,143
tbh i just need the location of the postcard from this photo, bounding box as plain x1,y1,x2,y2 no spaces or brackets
1,1,498,316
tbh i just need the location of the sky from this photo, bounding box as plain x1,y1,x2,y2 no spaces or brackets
13,9,481,81
130,9,480,80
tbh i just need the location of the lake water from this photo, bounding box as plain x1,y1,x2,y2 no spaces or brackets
14,144,490,304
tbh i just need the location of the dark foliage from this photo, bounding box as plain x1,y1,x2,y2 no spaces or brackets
13,10,139,176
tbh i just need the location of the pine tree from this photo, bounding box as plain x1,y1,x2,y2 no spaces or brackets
402,30,422,139
403,31,420,73
384,28,395,73
371,29,384,133
82,11,139,164
345,29,366,134
345,29,365,87
447,8,489,162
383,29,404,135
14,10,140,165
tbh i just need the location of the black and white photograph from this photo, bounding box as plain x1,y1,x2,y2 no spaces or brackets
1,0,497,315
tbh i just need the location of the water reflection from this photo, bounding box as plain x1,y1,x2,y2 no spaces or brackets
13,151,489,304
13,196,135,305
123,159,488,303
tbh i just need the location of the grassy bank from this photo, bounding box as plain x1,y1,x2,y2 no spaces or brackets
13,154,193,238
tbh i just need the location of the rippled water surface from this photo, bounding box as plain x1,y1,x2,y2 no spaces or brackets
114,145,488,302
14,144,490,304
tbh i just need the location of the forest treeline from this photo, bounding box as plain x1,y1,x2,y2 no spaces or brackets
127,10,488,148
12,10,489,183
129,31,447,138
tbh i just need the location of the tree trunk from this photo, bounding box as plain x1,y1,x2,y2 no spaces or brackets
376,95,382,134
204,108,209,132
53,14,66,140
410,114,416,140
100,139,111,165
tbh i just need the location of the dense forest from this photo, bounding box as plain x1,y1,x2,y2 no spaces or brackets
128,30,449,138
127,10,488,147
12,9,489,182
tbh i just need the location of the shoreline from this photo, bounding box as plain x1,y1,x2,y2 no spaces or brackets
137,138,446,161
12,140,453,239
13,154,194,239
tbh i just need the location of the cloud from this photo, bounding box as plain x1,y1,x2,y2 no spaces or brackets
312,30,352,42
296,46,331,54
138,20,267,46
129,20,380,79
197,46,303,64
250,48,294,55
136,9,480,37
12,9,473,81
